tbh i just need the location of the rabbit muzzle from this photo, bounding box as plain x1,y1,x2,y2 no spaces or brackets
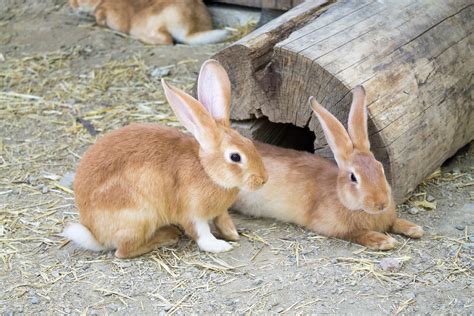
245,174,268,191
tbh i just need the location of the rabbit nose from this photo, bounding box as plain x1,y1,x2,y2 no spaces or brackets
248,174,265,189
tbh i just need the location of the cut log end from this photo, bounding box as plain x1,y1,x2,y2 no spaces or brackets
213,0,474,202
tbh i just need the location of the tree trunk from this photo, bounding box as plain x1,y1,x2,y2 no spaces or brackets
212,0,474,202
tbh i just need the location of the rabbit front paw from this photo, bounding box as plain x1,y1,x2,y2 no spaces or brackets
197,237,232,253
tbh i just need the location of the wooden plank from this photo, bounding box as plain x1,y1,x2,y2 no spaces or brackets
205,0,262,8
262,0,293,10
206,0,302,9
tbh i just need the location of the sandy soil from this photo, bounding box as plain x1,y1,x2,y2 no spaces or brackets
1,1,473,314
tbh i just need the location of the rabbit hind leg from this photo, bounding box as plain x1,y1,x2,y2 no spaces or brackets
114,224,181,259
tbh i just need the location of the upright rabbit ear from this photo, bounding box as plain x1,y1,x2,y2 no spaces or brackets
348,85,370,151
162,79,219,151
310,97,353,167
197,59,231,127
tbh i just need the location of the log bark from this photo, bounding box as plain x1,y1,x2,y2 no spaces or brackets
212,0,474,202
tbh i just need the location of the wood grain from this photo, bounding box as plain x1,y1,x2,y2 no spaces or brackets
211,0,474,202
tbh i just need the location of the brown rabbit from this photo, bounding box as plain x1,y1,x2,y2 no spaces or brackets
63,60,267,258
69,0,228,45
233,86,423,250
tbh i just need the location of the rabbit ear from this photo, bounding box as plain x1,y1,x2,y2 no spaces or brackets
197,59,231,127
162,79,219,151
310,97,353,167
348,85,370,151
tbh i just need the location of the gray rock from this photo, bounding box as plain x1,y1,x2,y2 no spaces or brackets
462,243,474,249
455,225,465,231
379,258,401,272
59,172,75,188
426,195,435,202
150,66,171,79
252,278,263,286
408,207,419,215
31,296,39,304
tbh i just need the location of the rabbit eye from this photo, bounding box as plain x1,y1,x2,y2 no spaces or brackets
350,173,358,183
230,153,241,163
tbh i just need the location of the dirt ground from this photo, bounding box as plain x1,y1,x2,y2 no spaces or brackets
1,1,473,315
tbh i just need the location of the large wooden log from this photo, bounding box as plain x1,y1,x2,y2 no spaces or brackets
212,0,474,202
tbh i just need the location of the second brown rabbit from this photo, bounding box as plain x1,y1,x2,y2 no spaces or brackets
232,86,424,250
69,0,228,45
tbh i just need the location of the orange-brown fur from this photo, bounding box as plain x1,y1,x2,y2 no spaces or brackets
233,87,423,250
75,125,240,249
68,60,267,258
69,0,226,45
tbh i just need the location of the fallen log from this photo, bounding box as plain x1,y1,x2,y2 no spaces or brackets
212,0,474,202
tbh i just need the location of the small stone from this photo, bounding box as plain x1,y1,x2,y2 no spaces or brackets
41,185,49,194
31,296,39,304
275,307,284,313
51,270,60,278
59,172,75,188
449,202,455,207
64,308,71,313
253,278,263,286
379,258,401,272
455,225,465,231
468,235,474,242
462,243,474,249
408,207,419,215
426,195,435,202
150,66,171,79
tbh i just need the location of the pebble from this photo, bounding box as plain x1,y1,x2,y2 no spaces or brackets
468,235,474,242
41,185,49,194
59,172,75,188
150,67,171,79
408,207,419,215
449,202,455,207
426,195,435,202
462,243,474,249
252,278,263,286
31,296,39,304
51,270,60,278
455,225,465,231
379,258,400,272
